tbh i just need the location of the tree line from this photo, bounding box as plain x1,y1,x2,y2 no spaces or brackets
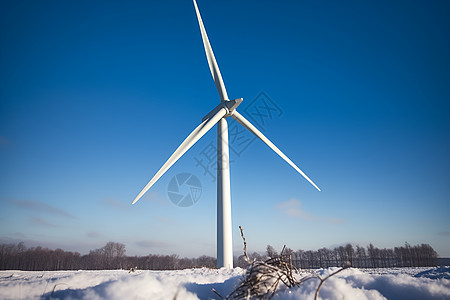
0,241,438,271
0,241,216,271
236,242,438,269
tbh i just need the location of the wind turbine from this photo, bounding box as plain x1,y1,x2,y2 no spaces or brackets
132,0,320,268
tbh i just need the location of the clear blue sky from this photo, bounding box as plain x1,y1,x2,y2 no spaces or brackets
1,0,449,258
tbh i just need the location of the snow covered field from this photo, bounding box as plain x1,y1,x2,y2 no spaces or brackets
0,266,449,299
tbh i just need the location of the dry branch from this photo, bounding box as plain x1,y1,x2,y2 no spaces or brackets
314,261,351,300
239,226,251,264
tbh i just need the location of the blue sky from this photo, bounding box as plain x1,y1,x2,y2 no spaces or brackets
1,0,449,258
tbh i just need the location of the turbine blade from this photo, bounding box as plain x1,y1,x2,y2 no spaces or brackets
193,0,229,101
132,107,228,204
231,111,321,191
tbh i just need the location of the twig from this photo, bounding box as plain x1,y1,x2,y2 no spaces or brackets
50,283,69,297
314,262,351,300
173,287,180,300
239,226,250,263
128,266,138,273
212,288,224,299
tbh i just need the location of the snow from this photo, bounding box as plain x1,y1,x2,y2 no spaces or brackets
0,267,449,299
415,266,450,280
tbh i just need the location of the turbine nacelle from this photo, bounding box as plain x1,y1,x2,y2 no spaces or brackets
202,98,243,122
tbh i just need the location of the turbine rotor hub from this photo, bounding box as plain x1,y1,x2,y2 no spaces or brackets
202,98,243,122
223,98,243,117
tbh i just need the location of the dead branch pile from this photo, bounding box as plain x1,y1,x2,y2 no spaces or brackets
224,226,351,300
227,254,300,299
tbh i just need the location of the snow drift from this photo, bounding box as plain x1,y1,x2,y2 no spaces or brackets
0,267,449,299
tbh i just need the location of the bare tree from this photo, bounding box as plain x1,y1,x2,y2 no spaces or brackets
266,245,278,258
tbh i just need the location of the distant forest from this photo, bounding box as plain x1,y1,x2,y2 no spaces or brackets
262,242,439,269
0,241,438,271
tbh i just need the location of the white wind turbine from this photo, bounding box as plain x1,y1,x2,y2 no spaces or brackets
132,0,320,268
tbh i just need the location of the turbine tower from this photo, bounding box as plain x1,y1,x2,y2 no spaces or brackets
132,0,320,269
